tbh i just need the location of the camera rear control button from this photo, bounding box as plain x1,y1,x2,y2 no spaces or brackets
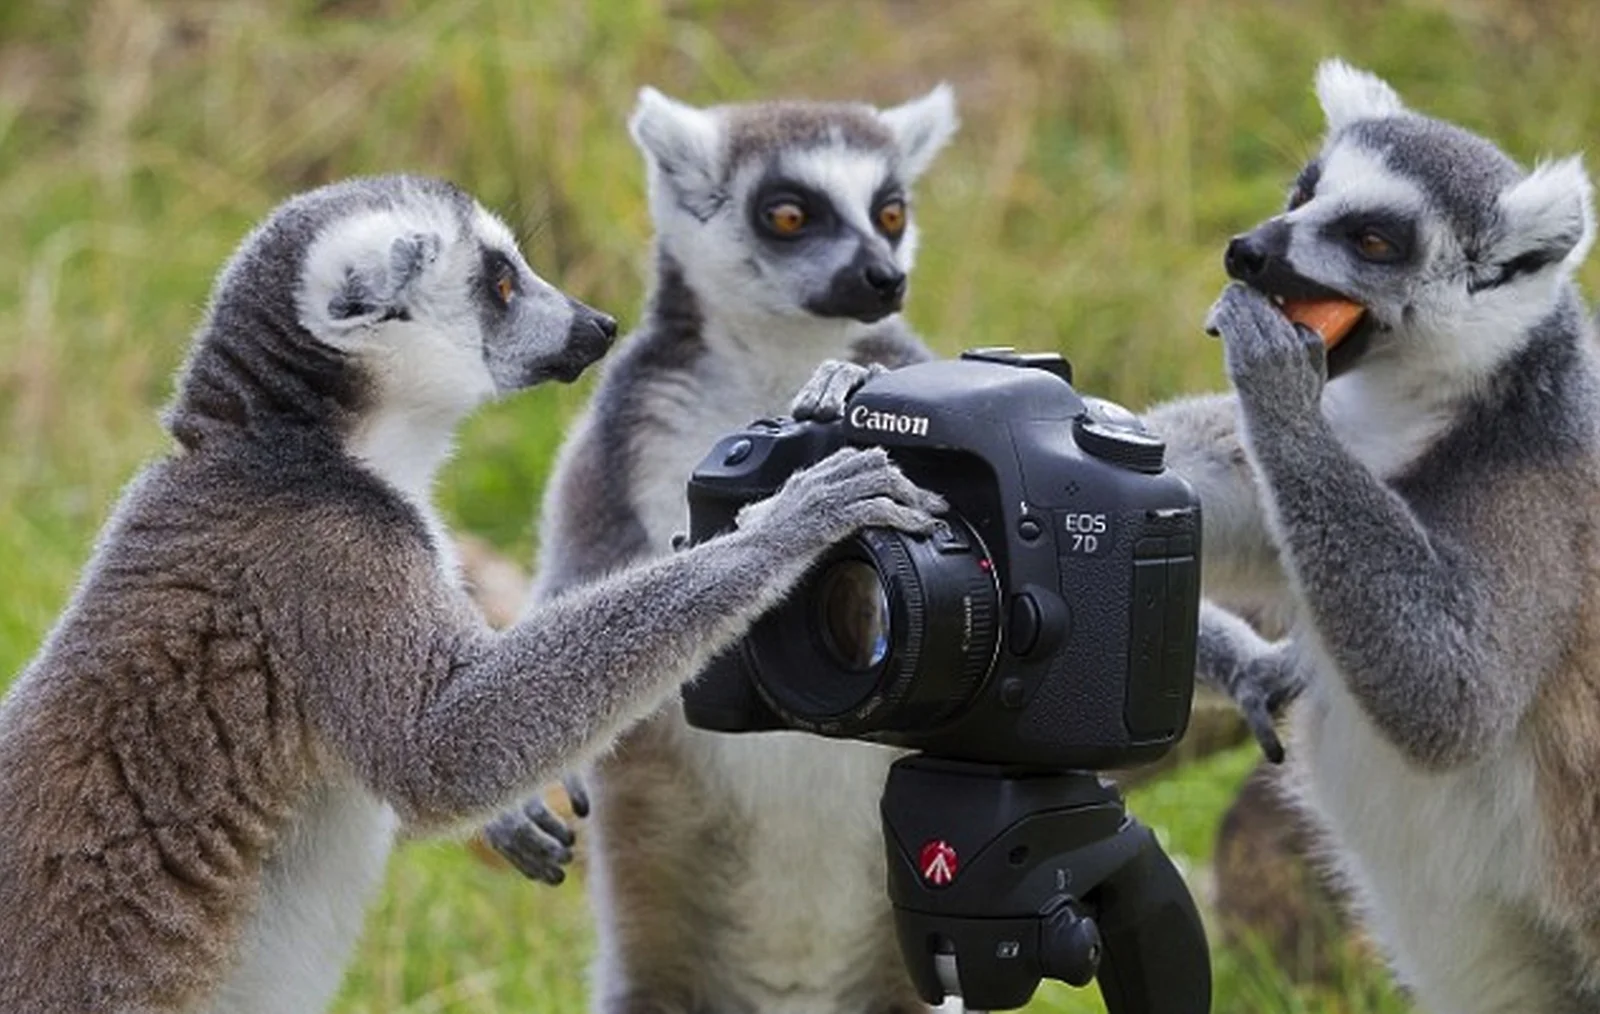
722,438,754,466
1000,677,1028,708
1007,594,1042,656
1018,517,1043,542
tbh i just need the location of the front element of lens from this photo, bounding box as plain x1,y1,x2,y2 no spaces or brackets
745,516,1001,737
815,560,891,672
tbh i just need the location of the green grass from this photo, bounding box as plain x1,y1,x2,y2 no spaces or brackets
4,0,1599,1009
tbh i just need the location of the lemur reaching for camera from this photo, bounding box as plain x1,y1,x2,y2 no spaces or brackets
0,174,944,1014
1168,61,1600,1013
484,88,957,1012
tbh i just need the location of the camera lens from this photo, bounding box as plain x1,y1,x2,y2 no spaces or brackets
815,560,891,671
745,516,1001,737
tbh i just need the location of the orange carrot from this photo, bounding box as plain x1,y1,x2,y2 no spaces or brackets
1283,298,1365,349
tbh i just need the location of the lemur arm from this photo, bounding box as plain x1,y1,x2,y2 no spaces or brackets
1209,282,1568,769
484,324,939,880
1143,393,1290,617
288,447,942,831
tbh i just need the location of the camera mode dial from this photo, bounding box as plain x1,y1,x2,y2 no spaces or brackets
1074,415,1166,474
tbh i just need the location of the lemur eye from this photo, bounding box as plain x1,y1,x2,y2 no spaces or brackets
1353,229,1401,263
765,201,807,237
1288,185,1312,211
495,271,515,305
876,200,907,238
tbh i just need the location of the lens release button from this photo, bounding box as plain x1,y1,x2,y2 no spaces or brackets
1007,593,1042,656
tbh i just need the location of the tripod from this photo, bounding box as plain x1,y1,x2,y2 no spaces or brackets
880,756,1212,1013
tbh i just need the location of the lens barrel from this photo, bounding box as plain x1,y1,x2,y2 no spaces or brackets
746,517,1001,736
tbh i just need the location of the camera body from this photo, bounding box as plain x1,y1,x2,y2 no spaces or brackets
682,349,1202,771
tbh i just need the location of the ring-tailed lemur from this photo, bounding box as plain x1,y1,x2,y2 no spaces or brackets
0,174,944,1014
484,87,958,1012
1165,62,1600,1013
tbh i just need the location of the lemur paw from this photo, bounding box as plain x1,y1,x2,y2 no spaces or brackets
735,446,946,548
790,359,887,422
1230,658,1303,765
483,773,590,885
1196,601,1305,763
1207,282,1326,418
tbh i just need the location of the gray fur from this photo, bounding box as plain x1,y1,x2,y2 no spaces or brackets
0,175,940,1014
1168,61,1600,1012
724,101,896,171
487,88,957,1014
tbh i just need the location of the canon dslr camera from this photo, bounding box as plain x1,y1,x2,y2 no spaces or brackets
683,347,1201,768
680,348,1213,1014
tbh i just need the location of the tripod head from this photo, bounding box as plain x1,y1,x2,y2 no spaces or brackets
880,756,1211,1013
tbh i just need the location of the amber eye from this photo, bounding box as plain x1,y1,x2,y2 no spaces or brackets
765,201,807,236
496,272,515,304
876,200,907,238
1354,229,1399,262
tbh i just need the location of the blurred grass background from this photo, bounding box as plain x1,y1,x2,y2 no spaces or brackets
4,0,1599,1010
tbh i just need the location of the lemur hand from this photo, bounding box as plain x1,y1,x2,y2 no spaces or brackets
1207,282,1327,421
483,772,590,885
790,359,888,422
1196,602,1305,764
735,446,946,547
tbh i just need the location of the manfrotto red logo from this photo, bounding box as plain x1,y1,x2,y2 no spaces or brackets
919,839,959,886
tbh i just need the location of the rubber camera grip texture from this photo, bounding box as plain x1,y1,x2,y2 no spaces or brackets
1092,822,1212,1014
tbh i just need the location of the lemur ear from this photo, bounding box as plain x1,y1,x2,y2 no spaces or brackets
1315,60,1405,133
879,83,959,182
629,87,723,217
1482,156,1596,282
326,231,441,323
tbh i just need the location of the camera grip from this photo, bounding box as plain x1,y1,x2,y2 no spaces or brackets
1092,822,1212,1014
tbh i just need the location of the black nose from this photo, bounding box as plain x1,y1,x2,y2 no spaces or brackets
587,312,618,341
1224,235,1269,281
863,263,907,302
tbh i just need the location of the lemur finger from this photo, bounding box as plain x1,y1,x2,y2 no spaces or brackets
817,371,862,421
828,460,944,516
1243,698,1287,765
562,773,591,819
816,363,869,421
884,469,948,516
484,808,574,885
791,360,859,421
1213,283,1293,345
812,444,934,508
805,445,891,484
526,799,577,848
847,498,941,536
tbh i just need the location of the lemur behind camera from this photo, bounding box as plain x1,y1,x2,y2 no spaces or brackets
683,350,1212,1013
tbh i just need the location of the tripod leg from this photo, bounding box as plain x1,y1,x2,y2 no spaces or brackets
1092,822,1213,1014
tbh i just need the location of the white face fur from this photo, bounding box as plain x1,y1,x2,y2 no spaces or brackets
291,181,615,495
1234,60,1595,390
626,85,958,329
296,191,608,419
